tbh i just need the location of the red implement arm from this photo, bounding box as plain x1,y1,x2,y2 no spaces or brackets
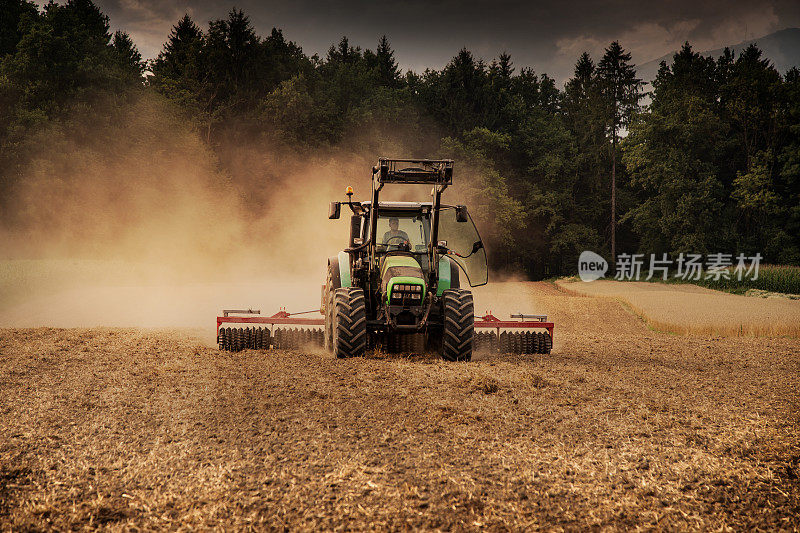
216,308,324,331
474,312,554,340
218,309,552,339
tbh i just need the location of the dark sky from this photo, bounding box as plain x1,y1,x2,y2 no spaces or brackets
61,0,800,82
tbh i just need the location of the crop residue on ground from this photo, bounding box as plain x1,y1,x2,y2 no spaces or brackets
1,282,798,530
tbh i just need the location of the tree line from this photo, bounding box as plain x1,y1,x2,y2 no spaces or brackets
1,0,798,276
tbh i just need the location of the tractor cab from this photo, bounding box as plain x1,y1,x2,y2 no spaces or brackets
350,200,488,288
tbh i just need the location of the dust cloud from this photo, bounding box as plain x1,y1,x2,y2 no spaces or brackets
0,94,514,330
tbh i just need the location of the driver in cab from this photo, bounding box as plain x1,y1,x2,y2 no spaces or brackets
382,217,410,249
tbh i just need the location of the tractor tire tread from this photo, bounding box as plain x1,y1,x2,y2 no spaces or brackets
441,289,474,362
333,287,367,358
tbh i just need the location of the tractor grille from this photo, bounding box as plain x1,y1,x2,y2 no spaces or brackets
390,283,423,306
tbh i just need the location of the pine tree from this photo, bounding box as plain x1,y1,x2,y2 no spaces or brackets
498,53,513,79
375,35,401,87
151,14,203,80
623,43,728,256
327,36,360,64
563,52,608,246
111,30,144,78
597,41,643,263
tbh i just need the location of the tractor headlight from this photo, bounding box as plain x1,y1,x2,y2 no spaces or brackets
391,283,424,304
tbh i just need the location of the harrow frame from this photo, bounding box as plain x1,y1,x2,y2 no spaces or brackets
216,309,324,331
473,312,554,355
474,312,554,339
216,309,553,354
216,309,325,352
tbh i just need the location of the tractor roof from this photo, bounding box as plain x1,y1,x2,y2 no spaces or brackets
373,159,453,185
361,201,432,210
346,201,458,217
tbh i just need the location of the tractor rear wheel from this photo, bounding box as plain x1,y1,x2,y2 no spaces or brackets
324,265,335,352
333,287,367,358
441,289,474,362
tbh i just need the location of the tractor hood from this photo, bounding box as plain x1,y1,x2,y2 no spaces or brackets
380,255,426,303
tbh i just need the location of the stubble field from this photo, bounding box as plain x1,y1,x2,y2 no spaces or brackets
1,281,798,530
558,279,800,337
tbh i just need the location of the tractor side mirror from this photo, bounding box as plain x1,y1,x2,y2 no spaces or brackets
456,205,469,222
349,215,361,247
329,202,341,219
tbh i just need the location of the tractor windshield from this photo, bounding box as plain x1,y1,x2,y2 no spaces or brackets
375,213,430,254
438,207,488,286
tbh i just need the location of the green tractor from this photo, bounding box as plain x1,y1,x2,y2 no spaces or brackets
323,158,487,361
215,158,553,356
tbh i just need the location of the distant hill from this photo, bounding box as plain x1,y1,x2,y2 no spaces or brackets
637,27,800,86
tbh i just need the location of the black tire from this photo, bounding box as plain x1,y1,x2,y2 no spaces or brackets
324,266,336,352
333,287,367,358
441,289,474,362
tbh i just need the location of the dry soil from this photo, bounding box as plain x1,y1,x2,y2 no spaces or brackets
1,282,798,530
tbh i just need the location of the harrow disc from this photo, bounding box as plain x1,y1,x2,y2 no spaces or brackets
473,332,487,352
270,327,324,350
472,330,552,355
499,332,510,353
218,326,272,351
543,332,552,354
521,332,531,354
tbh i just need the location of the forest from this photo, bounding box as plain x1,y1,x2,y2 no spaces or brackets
1,0,798,277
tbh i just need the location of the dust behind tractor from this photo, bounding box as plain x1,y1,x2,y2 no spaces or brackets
216,158,553,358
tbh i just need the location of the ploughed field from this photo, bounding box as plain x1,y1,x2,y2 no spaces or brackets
1,282,798,530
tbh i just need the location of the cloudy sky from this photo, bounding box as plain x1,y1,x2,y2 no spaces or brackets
66,0,800,82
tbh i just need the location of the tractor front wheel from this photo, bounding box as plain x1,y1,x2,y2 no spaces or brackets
333,287,367,358
441,289,474,362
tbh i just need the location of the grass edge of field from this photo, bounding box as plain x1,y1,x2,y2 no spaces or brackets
548,264,800,299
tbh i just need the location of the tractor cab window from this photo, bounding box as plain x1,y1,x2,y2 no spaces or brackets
374,213,429,254
438,207,488,286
